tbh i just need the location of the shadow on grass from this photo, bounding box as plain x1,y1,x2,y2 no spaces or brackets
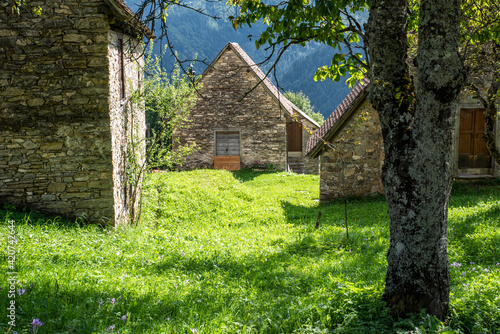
231,169,282,182
450,179,500,206
280,196,389,229
0,206,88,229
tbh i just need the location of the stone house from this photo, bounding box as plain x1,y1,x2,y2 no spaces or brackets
306,79,500,202
173,42,320,174
0,0,154,224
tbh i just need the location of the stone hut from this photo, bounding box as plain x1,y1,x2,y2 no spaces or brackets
306,79,500,203
306,79,384,202
173,42,320,174
0,0,154,225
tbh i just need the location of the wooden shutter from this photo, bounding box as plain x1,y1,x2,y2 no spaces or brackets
216,131,240,156
287,122,303,152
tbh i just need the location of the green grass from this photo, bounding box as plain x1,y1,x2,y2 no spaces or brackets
1,170,499,333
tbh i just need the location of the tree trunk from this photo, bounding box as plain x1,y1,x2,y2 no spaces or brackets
367,0,465,319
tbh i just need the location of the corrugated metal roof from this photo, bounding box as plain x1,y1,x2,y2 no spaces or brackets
306,78,370,157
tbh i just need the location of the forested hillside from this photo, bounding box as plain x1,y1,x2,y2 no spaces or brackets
125,0,356,117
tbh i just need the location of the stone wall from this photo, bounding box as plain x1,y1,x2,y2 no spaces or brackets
300,118,319,174
174,47,288,170
0,1,144,224
319,99,384,202
108,30,144,224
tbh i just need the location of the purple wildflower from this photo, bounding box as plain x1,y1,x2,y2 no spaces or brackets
98,300,104,309
451,262,462,267
105,325,115,332
31,318,43,327
181,251,185,257
111,298,116,304
461,272,466,276
17,288,26,296
122,314,128,323
470,262,475,265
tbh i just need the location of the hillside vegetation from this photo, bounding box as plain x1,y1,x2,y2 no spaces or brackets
1,170,499,333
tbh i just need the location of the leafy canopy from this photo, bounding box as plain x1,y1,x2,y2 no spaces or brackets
131,44,199,170
284,90,325,125
227,0,370,87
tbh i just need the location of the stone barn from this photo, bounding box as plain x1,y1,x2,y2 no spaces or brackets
0,0,154,225
173,42,320,174
306,78,500,203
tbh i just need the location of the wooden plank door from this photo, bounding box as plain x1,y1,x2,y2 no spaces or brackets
214,131,240,171
458,109,491,168
287,122,303,152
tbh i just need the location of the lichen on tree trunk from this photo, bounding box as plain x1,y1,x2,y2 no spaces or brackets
367,0,465,319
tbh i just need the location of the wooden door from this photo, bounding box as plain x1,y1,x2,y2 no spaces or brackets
287,122,303,152
214,131,240,171
458,109,491,168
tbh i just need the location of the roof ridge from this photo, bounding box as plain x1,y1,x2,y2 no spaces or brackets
204,43,319,128
306,78,370,157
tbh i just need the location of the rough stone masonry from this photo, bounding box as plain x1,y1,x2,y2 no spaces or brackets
0,0,149,224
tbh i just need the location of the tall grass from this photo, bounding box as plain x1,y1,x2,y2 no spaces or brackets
0,170,499,333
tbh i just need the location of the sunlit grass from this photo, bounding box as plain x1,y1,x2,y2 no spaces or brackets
0,170,499,333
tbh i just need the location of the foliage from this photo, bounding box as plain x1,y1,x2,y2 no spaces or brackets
131,44,199,171
285,91,325,125
125,43,199,224
227,0,369,87
1,171,499,333
461,0,500,45
11,0,41,16
250,161,276,170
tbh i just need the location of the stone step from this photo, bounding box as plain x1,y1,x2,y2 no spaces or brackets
287,159,305,174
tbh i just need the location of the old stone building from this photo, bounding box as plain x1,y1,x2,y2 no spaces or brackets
306,79,384,201
173,43,320,174
307,78,500,202
0,0,153,224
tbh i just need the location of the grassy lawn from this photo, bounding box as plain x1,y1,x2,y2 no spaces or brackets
0,170,499,333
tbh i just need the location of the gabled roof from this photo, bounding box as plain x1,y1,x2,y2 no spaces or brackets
306,78,370,158
202,43,320,129
104,0,155,39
